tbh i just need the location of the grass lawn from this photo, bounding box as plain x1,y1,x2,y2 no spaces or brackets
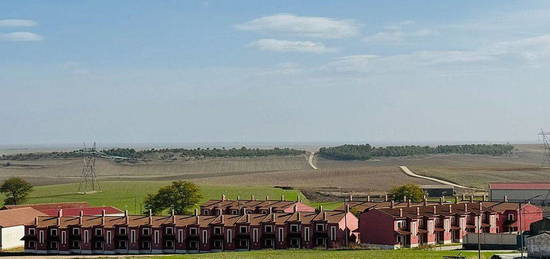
0,181,341,214
161,249,503,259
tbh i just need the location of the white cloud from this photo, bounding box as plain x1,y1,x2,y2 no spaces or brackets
235,14,359,39
248,39,336,53
364,20,433,44
0,32,43,41
0,19,37,27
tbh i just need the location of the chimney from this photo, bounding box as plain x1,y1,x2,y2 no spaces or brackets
196,215,200,225
58,209,63,218
407,199,411,207
221,214,224,224
482,195,487,202
504,195,508,202
470,195,474,203
349,193,353,202
464,203,468,213
367,195,371,202
251,195,255,201
433,206,437,215
297,212,301,221
462,194,466,201
246,214,250,223
439,197,443,205
416,207,420,216
293,205,297,213
101,209,106,225
454,196,459,204
237,195,240,200
403,195,407,203
345,204,350,213
172,210,176,224
221,194,226,201
269,207,273,214
319,205,324,213
399,208,403,217
296,196,300,202
272,213,276,222
479,202,483,211
218,208,223,216
124,210,129,225
385,194,389,202
79,210,83,225
323,212,327,221
266,195,269,200
194,208,199,216
449,204,452,213
390,200,395,208
281,195,285,201
148,209,153,225
423,196,428,206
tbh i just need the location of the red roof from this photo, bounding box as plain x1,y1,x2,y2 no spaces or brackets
3,202,89,210
0,207,46,227
489,183,550,190
39,207,123,217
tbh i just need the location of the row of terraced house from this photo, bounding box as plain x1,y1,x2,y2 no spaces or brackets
22,195,543,254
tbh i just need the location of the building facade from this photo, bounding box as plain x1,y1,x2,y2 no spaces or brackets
22,208,358,255
359,201,543,249
0,207,46,250
489,182,550,205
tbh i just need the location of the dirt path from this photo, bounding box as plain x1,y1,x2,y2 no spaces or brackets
399,165,482,191
308,152,318,170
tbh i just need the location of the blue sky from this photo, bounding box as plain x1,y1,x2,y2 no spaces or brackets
2,1,550,145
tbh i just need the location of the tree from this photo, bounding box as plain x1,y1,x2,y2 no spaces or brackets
144,181,202,215
389,184,425,202
0,177,33,205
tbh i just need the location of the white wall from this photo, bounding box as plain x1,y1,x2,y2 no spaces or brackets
0,226,25,250
527,234,550,257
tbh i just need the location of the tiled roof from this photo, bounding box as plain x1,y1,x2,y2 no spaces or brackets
489,182,550,190
40,207,123,216
3,202,89,211
0,207,46,227
31,210,350,228
200,199,300,211
337,201,441,212
374,201,528,219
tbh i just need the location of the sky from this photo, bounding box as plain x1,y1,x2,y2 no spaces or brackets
2,1,550,146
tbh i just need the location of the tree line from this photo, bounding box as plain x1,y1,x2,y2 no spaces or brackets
318,144,514,161
0,147,305,161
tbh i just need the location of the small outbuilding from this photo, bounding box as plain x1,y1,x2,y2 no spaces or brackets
421,185,455,197
527,231,550,258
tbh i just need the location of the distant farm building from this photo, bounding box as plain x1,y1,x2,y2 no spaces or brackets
421,185,455,197
527,232,550,258
489,183,550,205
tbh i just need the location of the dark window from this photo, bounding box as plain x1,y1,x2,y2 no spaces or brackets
142,241,150,249
94,241,103,250
265,225,273,233
316,224,324,232
118,240,127,249
165,240,174,249
203,210,209,215
240,226,247,233
28,241,36,249
118,227,127,235
29,228,36,235
264,239,273,247
290,224,299,232
49,241,58,249
72,228,80,236
190,228,198,235
142,228,150,235
213,240,222,249
95,228,103,236
189,241,198,250
50,229,58,236
166,227,173,235
214,227,222,235
71,241,81,249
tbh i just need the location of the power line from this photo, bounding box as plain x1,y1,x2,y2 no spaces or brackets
539,129,550,166
78,142,101,193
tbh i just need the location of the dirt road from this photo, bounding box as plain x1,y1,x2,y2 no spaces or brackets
399,165,482,191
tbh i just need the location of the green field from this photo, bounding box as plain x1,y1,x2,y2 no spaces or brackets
161,249,503,259
0,181,341,214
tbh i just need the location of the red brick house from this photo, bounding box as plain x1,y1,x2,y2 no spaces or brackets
22,207,358,255
359,201,543,249
200,195,315,215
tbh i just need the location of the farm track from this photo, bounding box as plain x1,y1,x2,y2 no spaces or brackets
308,152,318,170
399,166,482,191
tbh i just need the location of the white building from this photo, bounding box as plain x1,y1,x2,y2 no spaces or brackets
0,207,46,250
527,232,550,258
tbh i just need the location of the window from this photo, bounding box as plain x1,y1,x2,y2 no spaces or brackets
316,224,324,232
203,210,209,215
166,227,173,235
240,226,247,233
202,230,208,244
142,241,150,249
227,229,232,243
118,240,127,249
265,225,273,233
165,240,174,249
94,241,103,250
29,228,36,235
71,241,81,249
189,241,199,250
239,239,248,248
84,230,89,243
118,227,127,235
304,227,310,242
213,240,222,249
107,231,112,245
154,230,160,244
330,226,337,241
61,231,66,244
278,228,284,242
316,238,326,247
142,228,150,236
231,210,238,215
190,228,198,235
264,239,273,248
130,230,136,243
95,228,103,236
507,214,515,221
28,241,36,249
72,228,80,236
178,229,184,243
290,224,299,232
39,230,44,244
214,226,222,235
397,220,406,229
252,228,258,243
290,238,300,248
50,228,58,236
49,241,58,249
